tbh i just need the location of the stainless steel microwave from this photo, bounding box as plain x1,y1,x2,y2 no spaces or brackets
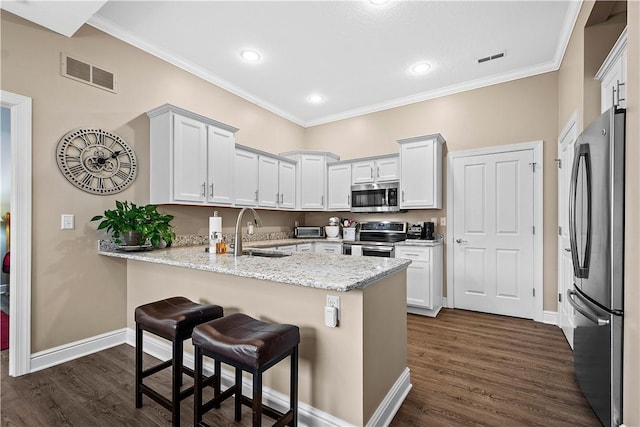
350,181,400,213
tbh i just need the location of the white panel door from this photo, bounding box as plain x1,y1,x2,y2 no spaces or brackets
375,157,399,182
351,161,374,184
452,149,535,318
207,126,234,205
173,114,207,203
558,116,577,348
400,140,435,208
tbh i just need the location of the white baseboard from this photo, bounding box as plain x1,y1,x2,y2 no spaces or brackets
30,328,127,373
543,310,558,325
442,297,450,308
365,367,412,427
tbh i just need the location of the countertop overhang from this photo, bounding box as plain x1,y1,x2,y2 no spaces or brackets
98,243,410,292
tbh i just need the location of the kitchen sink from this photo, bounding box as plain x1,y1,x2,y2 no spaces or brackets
242,249,291,258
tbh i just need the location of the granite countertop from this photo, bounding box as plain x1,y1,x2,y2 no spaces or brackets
98,243,410,292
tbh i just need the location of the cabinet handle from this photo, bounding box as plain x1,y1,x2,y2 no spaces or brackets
209,183,214,198
255,190,258,202
276,193,279,204
612,85,616,108
370,166,374,179
401,190,405,202
321,195,324,206
347,194,350,205
201,182,206,197
616,79,625,106
280,193,284,204
377,166,380,178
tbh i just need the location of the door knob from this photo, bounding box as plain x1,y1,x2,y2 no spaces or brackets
565,248,571,252
455,238,468,244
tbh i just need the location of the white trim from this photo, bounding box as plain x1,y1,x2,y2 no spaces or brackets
30,328,127,373
543,310,559,326
0,91,32,377
126,328,407,427
365,368,412,427
446,141,544,322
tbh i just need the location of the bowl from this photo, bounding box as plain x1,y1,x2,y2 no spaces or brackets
325,225,340,238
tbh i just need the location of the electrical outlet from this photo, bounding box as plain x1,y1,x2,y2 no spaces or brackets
326,295,340,322
440,217,446,227
61,214,75,230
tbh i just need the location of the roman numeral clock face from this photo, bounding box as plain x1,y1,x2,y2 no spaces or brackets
56,128,138,194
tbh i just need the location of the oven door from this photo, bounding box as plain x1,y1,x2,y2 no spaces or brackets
343,243,394,258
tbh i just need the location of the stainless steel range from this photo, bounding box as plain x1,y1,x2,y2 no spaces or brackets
342,221,407,258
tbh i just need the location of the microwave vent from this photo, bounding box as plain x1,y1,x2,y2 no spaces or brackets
61,53,117,93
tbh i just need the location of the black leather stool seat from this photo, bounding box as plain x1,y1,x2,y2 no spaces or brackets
135,296,224,340
135,297,223,427
192,313,300,427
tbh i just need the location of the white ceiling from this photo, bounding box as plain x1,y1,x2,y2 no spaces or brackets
3,1,580,127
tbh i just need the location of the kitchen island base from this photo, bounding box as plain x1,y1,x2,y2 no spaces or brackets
125,259,409,426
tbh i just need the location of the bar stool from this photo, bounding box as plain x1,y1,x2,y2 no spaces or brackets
135,296,224,426
192,312,300,427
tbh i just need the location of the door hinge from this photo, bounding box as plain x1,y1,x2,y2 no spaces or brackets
554,158,561,168
558,226,562,235
533,225,535,235
529,162,537,172
558,293,562,302
533,288,536,297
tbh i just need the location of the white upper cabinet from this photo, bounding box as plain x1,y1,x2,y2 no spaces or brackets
258,155,279,208
147,104,238,206
398,134,445,209
207,126,235,205
351,156,399,185
234,148,259,206
327,163,352,211
280,151,339,211
278,161,296,209
596,28,627,113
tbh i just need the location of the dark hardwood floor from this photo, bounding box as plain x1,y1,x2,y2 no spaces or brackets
1,309,600,426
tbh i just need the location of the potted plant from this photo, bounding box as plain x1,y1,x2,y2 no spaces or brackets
91,201,176,247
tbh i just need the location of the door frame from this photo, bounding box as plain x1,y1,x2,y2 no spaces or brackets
446,141,544,322
1,90,32,376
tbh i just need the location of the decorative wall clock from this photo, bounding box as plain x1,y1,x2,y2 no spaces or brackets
56,128,138,195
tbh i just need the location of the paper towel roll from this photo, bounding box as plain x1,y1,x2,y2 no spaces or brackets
351,246,362,257
209,216,222,234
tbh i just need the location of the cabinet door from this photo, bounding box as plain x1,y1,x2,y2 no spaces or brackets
173,114,207,203
351,161,374,184
234,149,258,206
397,247,432,308
277,245,297,253
258,156,279,208
400,139,437,208
207,126,235,205
327,163,352,211
296,243,313,252
376,157,399,182
600,50,626,113
278,162,296,209
300,155,326,210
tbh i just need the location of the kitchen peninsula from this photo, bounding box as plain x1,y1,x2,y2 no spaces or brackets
99,243,411,426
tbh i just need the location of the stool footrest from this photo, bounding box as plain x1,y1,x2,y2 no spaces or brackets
141,359,172,378
202,385,236,413
240,395,291,422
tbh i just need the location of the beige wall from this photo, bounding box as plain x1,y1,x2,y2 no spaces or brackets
623,2,639,425
305,72,560,311
0,11,304,352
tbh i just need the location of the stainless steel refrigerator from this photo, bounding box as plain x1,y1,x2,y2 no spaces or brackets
568,106,625,427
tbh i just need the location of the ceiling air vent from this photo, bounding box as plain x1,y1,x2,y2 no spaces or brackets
477,52,505,64
61,53,117,93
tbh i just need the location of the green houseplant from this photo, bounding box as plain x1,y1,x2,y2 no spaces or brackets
91,201,176,247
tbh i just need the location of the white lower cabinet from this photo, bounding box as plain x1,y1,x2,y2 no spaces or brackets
276,245,297,253
314,242,342,254
296,243,313,252
396,244,443,317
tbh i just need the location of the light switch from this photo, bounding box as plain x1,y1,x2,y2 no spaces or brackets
61,214,75,230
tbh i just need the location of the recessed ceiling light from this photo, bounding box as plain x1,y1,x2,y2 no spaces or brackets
411,62,432,74
369,0,389,4
307,94,325,104
240,50,261,62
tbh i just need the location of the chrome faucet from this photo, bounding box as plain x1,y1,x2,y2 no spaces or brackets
233,207,263,256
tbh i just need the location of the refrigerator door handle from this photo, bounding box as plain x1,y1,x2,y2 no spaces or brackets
567,289,610,326
568,144,592,279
